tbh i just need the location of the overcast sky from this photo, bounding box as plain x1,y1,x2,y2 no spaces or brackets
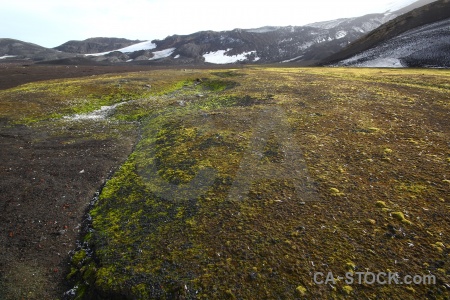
1,0,414,48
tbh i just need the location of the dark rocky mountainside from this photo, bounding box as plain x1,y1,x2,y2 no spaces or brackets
321,0,450,66
0,38,72,61
333,18,450,68
53,37,143,54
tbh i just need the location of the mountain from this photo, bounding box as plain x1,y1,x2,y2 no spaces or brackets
0,38,73,61
54,37,143,54
79,0,436,65
333,18,450,68
0,0,441,66
321,0,450,67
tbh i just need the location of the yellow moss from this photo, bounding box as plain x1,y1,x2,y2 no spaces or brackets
342,285,353,294
330,188,345,196
376,201,387,208
345,261,356,271
391,212,412,224
296,285,307,296
398,182,427,194
367,219,376,225
383,148,393,154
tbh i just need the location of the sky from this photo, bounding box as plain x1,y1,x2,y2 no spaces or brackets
0,0,416,48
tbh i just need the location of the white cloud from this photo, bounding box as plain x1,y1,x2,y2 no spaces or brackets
0,0,416,47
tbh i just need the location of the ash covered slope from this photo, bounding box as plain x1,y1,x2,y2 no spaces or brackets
322,0,450,67
336,18,450,68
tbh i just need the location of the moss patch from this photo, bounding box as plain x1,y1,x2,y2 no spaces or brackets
12,67,446,299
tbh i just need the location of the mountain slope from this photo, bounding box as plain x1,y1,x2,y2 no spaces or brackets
0,38,73,61
54,37,143,54
82,0,435,65
1,0,439,65
321,0,450,65
335,18,450,68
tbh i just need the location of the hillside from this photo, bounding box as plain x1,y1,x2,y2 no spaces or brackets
0,38,73,61
336,18,450,67
54,37,144,54
321,0,450,66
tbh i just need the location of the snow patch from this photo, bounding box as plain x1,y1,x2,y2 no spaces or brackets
0,55,17,59
86,41,157,56
357,58,404,68
245,26,280,33
335,31,347,39
64,102,127,121
148,48,176,60
281,55,304,63
174,54,180,59
203,49,257,64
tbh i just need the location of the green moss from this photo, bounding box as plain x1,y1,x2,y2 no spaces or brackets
71,250,87,267
398,182,427,194
201,79,237,92
376,201,387,208
330,187,345,196
296,285,307,296
342,285,353,294
55,67,450,299
346,261,356,271
391,211,412,224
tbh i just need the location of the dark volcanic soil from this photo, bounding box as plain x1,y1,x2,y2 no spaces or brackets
0,61,164,90
0,62,141,299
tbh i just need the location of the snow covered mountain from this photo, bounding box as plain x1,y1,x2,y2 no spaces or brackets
323,0,450,67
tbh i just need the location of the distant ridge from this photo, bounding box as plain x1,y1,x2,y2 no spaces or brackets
54,37,143,54
0,38,72,61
